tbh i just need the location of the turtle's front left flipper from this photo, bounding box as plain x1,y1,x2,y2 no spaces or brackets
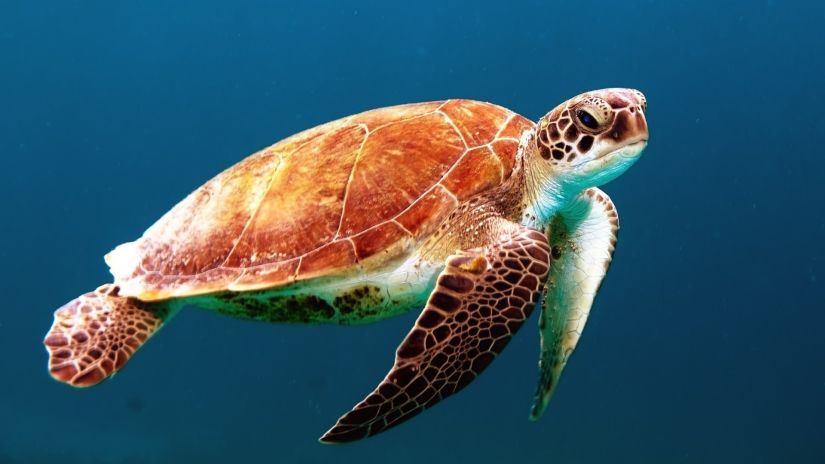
320,225,550,443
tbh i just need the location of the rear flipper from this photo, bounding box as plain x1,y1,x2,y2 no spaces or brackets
43,284,174,387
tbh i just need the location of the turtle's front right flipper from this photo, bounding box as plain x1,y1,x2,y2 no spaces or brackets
530,188,620,420
43,284,175,387
320,225,550,443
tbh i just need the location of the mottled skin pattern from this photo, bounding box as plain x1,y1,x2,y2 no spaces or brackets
43,88,649,443
535,90,646,164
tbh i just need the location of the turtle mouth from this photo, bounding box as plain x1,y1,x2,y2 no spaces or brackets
594,138,648,161
572,138,647,171
615,139,648,159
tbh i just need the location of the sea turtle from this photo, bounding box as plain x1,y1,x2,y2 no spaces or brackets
44,88,648,443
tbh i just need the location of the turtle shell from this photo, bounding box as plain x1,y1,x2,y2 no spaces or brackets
107,100,535,300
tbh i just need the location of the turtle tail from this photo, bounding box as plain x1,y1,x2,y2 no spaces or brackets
43,284,176,387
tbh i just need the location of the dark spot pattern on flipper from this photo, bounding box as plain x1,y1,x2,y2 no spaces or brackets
320,225,550,443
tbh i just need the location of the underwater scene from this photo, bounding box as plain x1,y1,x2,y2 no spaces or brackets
1,0,823,462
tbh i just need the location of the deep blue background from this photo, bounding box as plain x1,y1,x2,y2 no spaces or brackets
1,1,823,462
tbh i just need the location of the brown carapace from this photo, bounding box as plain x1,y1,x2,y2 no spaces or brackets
105,100,534,300
44,89,649,444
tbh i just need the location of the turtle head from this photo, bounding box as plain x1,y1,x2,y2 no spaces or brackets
526,88,648,220
535,88,648,186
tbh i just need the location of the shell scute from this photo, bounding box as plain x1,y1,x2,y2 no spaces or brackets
351,222,411,261
395,187,459,237
226,124,366,267
136,147,282,277
338,112,464,236
229,260,300,293
489,139,521,175
441,146,504,200
297,240,358,281
349,101,443,129
439,99,510,147
498,114,534,140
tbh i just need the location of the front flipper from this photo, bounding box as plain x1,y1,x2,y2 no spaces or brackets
321,225,550,443
530,188,619,420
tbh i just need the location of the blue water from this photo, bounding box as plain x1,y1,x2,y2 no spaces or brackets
2,1,823,462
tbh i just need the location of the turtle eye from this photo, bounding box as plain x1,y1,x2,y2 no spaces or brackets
572,98,612,133
576,110,599,130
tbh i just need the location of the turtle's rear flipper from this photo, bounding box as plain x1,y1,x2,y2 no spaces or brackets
321,225,551,443
43,284,173,387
